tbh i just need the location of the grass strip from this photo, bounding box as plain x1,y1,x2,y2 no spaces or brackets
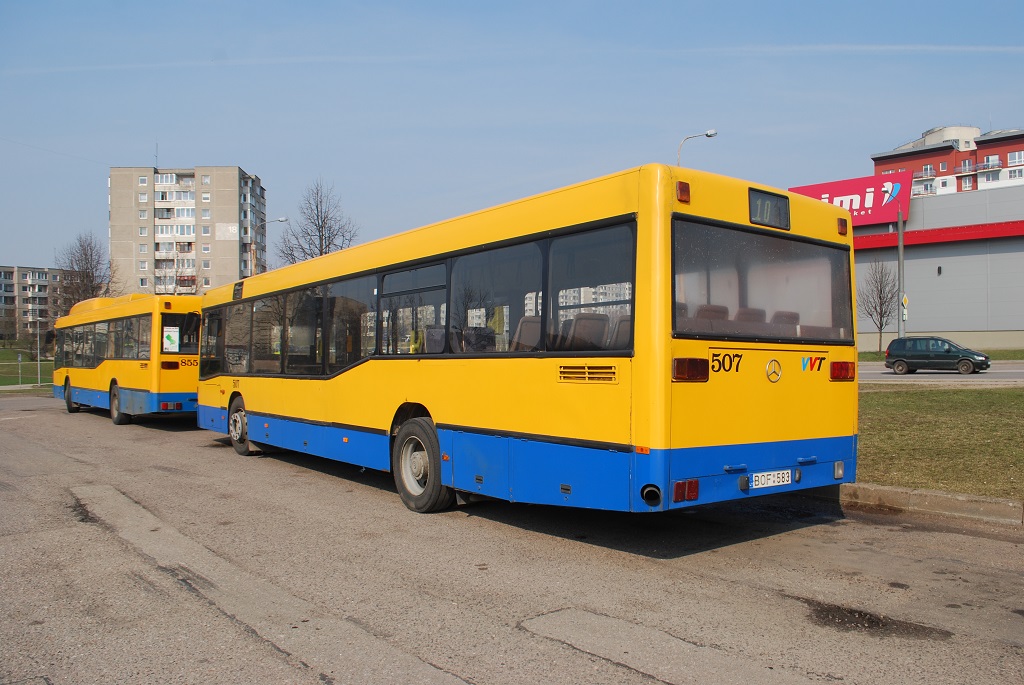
858,386,1024,501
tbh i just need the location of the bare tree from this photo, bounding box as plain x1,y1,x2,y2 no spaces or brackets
54,232,119,317
276,178,358,265
857,257,900,352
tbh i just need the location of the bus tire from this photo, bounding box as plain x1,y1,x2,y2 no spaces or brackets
392,417,455,513
228,396,256,456
110,383,132,425
64,379,79,414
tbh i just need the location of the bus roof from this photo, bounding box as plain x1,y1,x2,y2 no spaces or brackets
206,163,850,306
58,293,202,328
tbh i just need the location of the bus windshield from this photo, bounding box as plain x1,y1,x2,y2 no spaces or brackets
672,218,854,343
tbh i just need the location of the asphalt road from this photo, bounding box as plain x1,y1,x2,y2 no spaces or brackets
1,395,1022,684
859,360,1024,384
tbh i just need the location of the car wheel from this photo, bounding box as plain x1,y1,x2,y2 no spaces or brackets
957,360,974,375
892,360,909,375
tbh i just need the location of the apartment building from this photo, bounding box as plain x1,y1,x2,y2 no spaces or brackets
0,266,60,341
871,125,1024,196
109,166,270,295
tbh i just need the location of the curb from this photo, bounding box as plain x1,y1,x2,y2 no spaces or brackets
837,482,1024,526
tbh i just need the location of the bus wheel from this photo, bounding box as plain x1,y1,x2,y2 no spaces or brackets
64,380,79,414
392,417,455,513
228,396,255,456
110,383,132,425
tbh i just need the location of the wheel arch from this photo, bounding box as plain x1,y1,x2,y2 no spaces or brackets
390,403,433,465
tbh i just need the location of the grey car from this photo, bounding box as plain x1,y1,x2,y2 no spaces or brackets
884,336,991,375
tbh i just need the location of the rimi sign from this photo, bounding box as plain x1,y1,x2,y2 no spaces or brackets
790,171,913,227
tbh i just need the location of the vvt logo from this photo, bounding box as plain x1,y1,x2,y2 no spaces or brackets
802,356,825,372
881,180,902,207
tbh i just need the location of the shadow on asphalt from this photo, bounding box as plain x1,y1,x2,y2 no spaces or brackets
258,447,846,560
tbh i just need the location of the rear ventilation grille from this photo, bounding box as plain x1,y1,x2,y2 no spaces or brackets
558,365,617,383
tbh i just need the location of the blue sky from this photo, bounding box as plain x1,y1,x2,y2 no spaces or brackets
2,1,1023,267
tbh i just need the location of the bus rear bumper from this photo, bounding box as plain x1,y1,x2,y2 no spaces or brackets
652,435,858,512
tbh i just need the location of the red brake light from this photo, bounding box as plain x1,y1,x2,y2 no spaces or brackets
673,357,709,382
830,361,856,381
838,217,848,235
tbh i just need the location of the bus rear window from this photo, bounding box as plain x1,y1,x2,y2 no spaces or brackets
672,219,853,343
162,312,201,354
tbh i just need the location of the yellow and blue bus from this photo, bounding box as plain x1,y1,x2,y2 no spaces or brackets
198,164,857,513
54,294,201,424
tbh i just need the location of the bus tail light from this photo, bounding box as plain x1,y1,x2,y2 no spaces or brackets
672,479,700,502
161,361,180,370
830,361,856,381
673,358,709,382
160,402,182,410
838,217,848,235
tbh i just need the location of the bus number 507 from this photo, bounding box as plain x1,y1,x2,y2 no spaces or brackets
711,353,743,373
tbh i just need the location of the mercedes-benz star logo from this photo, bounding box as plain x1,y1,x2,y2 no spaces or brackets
766,359,782,383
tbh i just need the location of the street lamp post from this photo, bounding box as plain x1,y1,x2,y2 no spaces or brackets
677,129,718,166
246,216,287,277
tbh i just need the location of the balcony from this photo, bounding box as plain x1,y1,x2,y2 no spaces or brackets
954,165,975,176
913,169,937,180
977,160,1003,171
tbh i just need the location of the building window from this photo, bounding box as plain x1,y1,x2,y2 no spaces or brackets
202,225,211,235
939,162,947,172
139,226,148,236
139,244,148,254
202,260,211,269
202,175,211,185
940,179,948,188
139,176,148,186
201,209,210,219
140,277,149,287
139,210,148,219
139,261,148,271
1009,168,1023,180
984,171,999,182
202,192,211,202
155,173,176,184
1009,151,1024,166
138,192,148,203
202,243,211,253
962,177,973,190
202,277,211,287
921,164,934,176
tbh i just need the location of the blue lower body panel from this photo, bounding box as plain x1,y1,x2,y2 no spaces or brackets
194,402,856,512
55,385,196,415
197,403,390,471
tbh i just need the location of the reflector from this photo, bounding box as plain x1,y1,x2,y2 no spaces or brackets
673,357,709,382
